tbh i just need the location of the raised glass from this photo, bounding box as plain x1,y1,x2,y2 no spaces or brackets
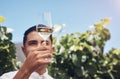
36,25,53,42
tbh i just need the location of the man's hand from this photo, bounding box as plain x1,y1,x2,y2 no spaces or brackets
13,47,52,79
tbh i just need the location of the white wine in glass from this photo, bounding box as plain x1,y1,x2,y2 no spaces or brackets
36,25,53,42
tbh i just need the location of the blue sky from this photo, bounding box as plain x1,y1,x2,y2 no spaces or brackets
0,0,120,52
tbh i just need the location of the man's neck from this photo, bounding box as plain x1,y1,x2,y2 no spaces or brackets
36,67,46,75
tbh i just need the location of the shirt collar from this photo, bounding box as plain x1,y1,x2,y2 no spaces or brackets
30,69,49,79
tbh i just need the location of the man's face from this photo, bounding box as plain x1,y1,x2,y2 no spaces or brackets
22,31,54,57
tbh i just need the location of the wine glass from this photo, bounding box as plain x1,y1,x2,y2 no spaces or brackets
36,25,53,43
36,25,53,62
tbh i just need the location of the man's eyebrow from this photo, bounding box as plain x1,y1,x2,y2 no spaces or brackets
28,40,38,44
41,40,49,43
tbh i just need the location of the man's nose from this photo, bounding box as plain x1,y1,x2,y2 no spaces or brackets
36,41,47,51
41,40,47,46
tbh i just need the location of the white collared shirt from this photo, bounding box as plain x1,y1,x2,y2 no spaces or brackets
0,70,53,79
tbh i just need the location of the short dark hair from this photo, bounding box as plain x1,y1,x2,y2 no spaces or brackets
23,24,52,45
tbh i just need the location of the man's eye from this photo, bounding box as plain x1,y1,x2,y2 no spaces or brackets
41,40,50,45
28,41,38,45
45,41,49,45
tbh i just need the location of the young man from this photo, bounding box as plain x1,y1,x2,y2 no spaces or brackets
0,24,54,79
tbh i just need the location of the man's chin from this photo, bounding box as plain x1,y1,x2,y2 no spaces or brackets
38,65,47,70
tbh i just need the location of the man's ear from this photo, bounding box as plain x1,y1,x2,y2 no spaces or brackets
21,46,27,57
52,45,55,53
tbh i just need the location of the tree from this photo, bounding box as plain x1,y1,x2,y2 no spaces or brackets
0,16,19,76
48,18,120,79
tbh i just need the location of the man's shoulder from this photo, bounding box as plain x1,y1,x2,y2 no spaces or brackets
0,71,18,79
0,71,54,79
